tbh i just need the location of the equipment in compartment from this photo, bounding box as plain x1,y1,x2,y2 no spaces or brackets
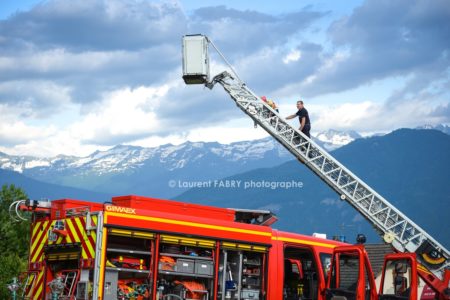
110,256,147,270
176,259,195,274
157,241,215,300
218,248,265,300
175,280,208,300
241,289,260,299
104,229,153,300
242,253,262,292
160,256,177,271
117,279,150,300
195,261,214,276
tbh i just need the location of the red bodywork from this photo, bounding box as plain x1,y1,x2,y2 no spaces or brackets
20,195,395,300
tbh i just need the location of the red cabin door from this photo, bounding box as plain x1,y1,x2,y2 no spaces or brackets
325,245,377,300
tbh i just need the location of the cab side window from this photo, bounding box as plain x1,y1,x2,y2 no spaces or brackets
320,253,332,281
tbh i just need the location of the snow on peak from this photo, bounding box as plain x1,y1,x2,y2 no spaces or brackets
314,129,362,151
0,131,352,175
416,124,450,135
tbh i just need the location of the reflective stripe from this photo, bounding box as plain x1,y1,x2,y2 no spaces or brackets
106,212,272,237
109,228,155,239
272,236,336,248
222,241,268,252
160,234,215,248
32,270,45,300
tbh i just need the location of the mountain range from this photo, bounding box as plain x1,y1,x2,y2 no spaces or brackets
0,126,449,248
176,128,450,248
0,128,371,198
0,138,291,198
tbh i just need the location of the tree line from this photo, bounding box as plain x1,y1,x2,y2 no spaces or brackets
0,185,30,299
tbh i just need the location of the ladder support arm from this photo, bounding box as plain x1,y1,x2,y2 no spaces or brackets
207,71,450,282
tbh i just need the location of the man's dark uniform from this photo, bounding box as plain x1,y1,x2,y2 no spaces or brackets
296,108,311,138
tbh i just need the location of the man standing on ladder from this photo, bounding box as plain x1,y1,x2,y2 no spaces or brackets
286,100,311,138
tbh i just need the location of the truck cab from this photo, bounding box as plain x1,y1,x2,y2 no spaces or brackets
326,245,419,300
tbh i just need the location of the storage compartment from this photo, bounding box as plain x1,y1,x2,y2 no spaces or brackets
157,235,215,300
242,276,259,287
104,228,153,299
195,260,214,276
76,281,89,299
103,270,119,300
217,246,267,300
177,258,195,273
159,256,176,271
241,288,260,299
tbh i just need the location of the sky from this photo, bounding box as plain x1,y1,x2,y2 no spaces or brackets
0,0,449,157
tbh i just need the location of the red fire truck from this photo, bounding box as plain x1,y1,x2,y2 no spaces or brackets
15,194,348,300
14,193,447,300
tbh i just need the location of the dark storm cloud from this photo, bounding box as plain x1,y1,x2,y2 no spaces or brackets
189,6,328,58
300,0,450,97
0,0,186,52
0,0,186,111
241,42,323,95
0,1,327,120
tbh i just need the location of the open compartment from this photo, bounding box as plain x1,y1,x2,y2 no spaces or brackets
104,228,154,300
156,235,216,300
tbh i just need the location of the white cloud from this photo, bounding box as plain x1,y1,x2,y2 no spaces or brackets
310,101,379,130
0,84,170,156
282,50,301,64
129,117,270,147
0,80,72,117
0,119,56,146
186,122,269,144
69,85,169,144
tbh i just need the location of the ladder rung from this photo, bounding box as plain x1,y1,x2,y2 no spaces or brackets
340,180,357,189
324,167,341,176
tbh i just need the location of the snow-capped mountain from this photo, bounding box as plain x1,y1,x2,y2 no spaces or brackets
313,129,362,151
0,138,291,175
0,129,367,197
0,137,296,197
416,124,450,135
0,129,363,177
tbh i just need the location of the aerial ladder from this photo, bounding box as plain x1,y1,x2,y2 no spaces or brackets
181,34,449,299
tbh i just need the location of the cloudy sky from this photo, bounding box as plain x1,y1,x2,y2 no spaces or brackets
0,0,449,157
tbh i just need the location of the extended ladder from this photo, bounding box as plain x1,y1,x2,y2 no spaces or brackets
209,70,449,280
181,34,449,281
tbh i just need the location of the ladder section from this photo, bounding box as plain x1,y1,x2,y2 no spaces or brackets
207,71,449,280
61,270,79,299
21,271,38,299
